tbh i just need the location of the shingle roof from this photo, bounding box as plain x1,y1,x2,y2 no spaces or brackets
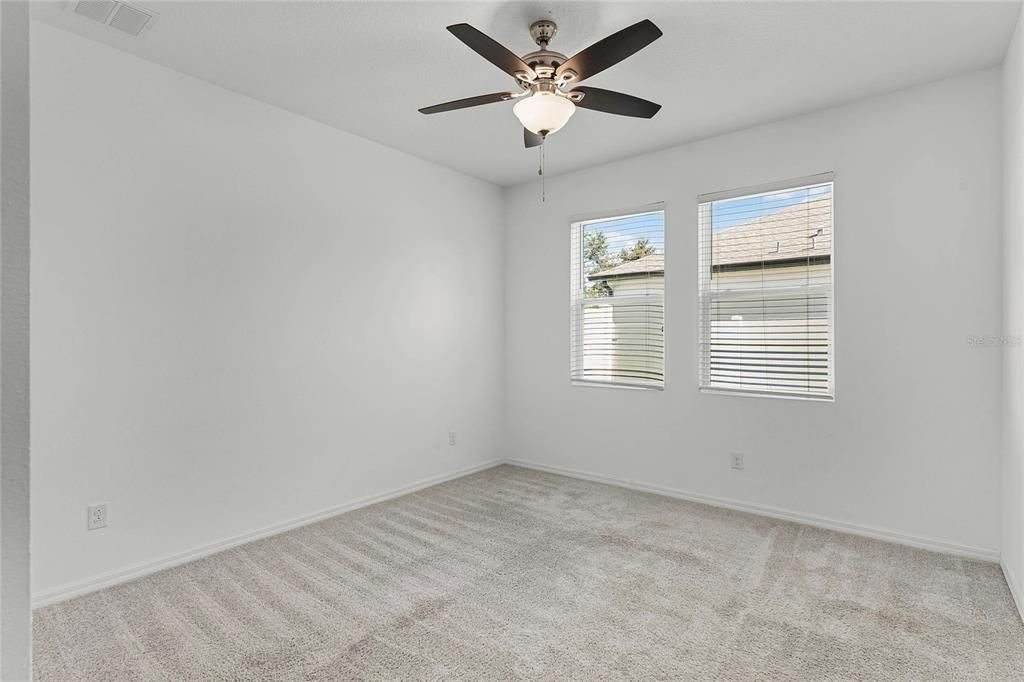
588,253,664,280
711,194,832,267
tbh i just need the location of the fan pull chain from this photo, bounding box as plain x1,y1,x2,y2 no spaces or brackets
538,140,546,202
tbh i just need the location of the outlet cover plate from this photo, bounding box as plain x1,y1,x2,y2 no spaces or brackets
88,503,108,530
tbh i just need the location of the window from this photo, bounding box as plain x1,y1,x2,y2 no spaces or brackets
698,175,834,399
570,206,665,389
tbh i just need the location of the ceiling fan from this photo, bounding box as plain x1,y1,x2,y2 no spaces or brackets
419,19,663,148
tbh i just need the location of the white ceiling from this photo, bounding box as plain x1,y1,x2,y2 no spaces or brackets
33,1,1021,186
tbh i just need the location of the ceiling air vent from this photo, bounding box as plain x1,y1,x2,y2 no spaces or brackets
66,1,158,37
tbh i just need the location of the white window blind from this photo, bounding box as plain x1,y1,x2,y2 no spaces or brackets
698,176,834,399
571,207,665,389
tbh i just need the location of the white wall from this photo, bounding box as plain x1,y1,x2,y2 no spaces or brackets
30,22,504,599
1002,8,1024,618
1,2,32,677
504,69,1004,557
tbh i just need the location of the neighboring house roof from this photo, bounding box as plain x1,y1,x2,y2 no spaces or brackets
588,253,663,280
712,194,832,268
586,194,832,282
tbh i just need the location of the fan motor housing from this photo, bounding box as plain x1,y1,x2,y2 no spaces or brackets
521,20,580,85
521,49,569,81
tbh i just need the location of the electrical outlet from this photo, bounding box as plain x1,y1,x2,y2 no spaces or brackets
448,431,456,446
730,453,744,470
87,503,108,531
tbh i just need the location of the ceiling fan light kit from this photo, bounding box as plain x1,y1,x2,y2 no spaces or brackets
419,18,663,147
513,86,576,136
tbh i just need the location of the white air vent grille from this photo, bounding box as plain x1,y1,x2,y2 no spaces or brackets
66,0,157,37
107,4,152,36
73,0,117,23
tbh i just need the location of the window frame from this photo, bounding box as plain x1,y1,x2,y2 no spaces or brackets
570,202,667,391
697,174,835,402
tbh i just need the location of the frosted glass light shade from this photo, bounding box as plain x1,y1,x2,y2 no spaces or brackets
513,92,576,136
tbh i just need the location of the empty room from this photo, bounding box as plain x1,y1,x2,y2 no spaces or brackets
1,0,1024,678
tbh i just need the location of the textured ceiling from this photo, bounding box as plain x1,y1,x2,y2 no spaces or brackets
33,1,1021,186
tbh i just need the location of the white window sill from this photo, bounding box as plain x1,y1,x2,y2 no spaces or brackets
699,387,834,403
572,379,664,392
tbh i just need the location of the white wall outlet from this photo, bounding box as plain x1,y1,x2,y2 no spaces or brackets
448,431,456,446
730,453,744,470
87,503,108,530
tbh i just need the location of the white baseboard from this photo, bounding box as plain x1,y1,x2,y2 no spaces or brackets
505,458,1000,563
32,459,503,609
1003,561,1024,624
33,456,1005,609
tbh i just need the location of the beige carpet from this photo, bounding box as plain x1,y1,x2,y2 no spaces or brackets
33,464,1024,680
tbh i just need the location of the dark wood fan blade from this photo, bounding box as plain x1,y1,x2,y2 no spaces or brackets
571,86,661,118
524,128,543,148
447,24,537,82
419,92,517,114
556,19,662,83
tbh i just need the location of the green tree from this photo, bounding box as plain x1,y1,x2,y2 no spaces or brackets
584,280,612,298
618,238,656,262
584,231,610,273
583,231,613,298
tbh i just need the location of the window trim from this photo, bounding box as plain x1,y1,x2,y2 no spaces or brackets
570,202,667,391
697,174,835,402
697,172,835,204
